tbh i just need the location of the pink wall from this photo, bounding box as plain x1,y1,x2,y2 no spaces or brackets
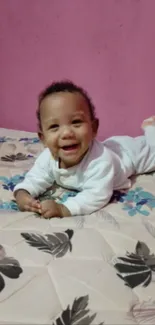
0,0,155,139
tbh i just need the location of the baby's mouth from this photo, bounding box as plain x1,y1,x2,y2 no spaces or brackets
61,144,79,151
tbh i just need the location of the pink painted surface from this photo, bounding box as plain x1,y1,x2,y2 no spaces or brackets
0,0,155,139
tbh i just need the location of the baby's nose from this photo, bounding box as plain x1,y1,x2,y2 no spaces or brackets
60,126,74,138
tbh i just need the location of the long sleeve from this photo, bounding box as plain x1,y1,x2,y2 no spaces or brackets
13,148,54,197
63,159,115,215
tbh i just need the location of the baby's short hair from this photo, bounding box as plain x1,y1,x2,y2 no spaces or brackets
37,80,96,130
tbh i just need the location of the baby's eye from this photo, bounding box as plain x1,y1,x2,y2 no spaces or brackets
49,124,59,131
72,119,83,125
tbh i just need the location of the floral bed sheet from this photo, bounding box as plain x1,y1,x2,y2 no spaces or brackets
0,128,155,324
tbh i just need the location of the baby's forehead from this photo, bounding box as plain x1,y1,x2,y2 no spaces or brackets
40,91,90,115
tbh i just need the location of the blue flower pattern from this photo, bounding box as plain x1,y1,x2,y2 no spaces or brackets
0,137,14,143
0,136,39,144
0,201,19,211
19,137,40,145
0,137,7,143
1,136,155,215
113,187,155,216
0,173,27,192
0,135,37,211
58,191,78,203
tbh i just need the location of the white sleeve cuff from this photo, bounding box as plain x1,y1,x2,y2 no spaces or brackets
13,182,39,197
63,200,81,216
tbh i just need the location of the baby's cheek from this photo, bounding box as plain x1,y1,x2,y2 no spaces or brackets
49,147,59,159
82,128,94,141
45,138,58,158
46,136,55,148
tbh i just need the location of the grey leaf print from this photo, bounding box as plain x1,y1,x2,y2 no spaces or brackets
135,242,155,266
114,241,155,288
136,241,150,257
52,295,104,325
131,300,155,324
75,315,97,325
0,274,5,292
76,216,85,229
72,294,88,312
1,153,33,162
143,220,155,238
0,244,5,259
0,245,23,292
21,229,74,258
97,210,120,229
0,257,22,278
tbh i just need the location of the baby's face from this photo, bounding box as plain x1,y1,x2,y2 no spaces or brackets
39,92,97,168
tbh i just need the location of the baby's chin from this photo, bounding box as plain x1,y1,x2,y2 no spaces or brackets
60,153,89,169
48,150,58,160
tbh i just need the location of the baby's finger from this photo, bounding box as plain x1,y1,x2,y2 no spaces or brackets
24,204,40,213
30,200,41,209
42,210,54,219
35,200,41,208
39,205,47,214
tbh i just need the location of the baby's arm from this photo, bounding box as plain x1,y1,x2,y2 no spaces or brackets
37,158,115,218
62,160,115,216
14,149,54,212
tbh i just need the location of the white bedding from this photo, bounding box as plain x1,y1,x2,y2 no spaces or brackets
0,128,155,324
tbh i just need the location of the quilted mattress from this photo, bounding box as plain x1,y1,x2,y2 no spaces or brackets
0,128,155,324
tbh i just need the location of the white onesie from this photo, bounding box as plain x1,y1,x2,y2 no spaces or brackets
13,131,155,216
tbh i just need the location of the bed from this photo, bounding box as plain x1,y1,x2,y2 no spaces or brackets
0,127,155,325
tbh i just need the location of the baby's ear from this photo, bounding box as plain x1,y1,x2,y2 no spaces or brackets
38,131,47,147
92,118,99,136
38,131,44,143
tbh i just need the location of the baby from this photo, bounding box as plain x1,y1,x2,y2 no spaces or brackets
14,81,155,218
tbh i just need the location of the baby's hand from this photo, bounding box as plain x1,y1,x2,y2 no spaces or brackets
15,190,41,213
24,197,41,213
40,200,61,218
40,200,71,218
